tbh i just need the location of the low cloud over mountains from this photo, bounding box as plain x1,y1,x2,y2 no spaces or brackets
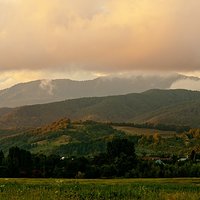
0,73,199,108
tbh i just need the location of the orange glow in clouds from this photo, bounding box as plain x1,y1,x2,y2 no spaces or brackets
0,0,200,73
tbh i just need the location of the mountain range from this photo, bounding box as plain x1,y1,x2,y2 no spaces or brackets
0,73,198,108
1,89,200,129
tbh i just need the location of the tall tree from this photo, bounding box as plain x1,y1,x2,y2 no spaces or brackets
0,150,4,166
107,138,136,159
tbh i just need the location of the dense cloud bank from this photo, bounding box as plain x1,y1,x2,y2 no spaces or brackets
0,0,200,72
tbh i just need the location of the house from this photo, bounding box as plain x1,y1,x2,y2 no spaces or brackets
178,157,188,162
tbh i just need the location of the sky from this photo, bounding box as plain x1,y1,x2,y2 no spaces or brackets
0,0,200,89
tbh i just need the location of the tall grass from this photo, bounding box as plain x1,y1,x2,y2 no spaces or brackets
0,178,199,200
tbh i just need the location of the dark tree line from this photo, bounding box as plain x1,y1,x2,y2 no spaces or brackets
0,138,199,178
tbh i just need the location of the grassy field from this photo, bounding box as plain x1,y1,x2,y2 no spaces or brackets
113,126,176,138
0,178,199,200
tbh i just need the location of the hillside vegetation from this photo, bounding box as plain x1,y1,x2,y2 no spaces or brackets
1,89,200,128
0,120,199,157
0,120,125,156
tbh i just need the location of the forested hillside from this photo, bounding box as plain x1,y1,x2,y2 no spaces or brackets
0,120,125,156
0,120,199,158
1,89,200,128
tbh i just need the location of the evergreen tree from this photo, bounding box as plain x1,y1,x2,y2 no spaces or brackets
0,150,4,166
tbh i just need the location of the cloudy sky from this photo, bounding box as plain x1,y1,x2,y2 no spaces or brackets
0,0,200,89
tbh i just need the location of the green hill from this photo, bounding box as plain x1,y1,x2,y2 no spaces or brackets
1,89,200,129
0,119,199,157
0,119,125,156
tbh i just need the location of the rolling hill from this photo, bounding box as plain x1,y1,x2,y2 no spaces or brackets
0,74,194,108
0,119,199,157
1,89,200,129
0,119,124,156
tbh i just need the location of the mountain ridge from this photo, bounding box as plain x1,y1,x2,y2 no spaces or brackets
1,89,200,129
0,74,196,108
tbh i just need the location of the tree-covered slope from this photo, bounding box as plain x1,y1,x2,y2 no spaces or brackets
1,89,200,128
0,119,125,156
0,119,199,158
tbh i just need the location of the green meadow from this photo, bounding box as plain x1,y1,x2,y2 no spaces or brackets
0,178,199,200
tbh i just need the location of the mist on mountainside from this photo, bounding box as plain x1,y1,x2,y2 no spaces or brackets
0,73,198,108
